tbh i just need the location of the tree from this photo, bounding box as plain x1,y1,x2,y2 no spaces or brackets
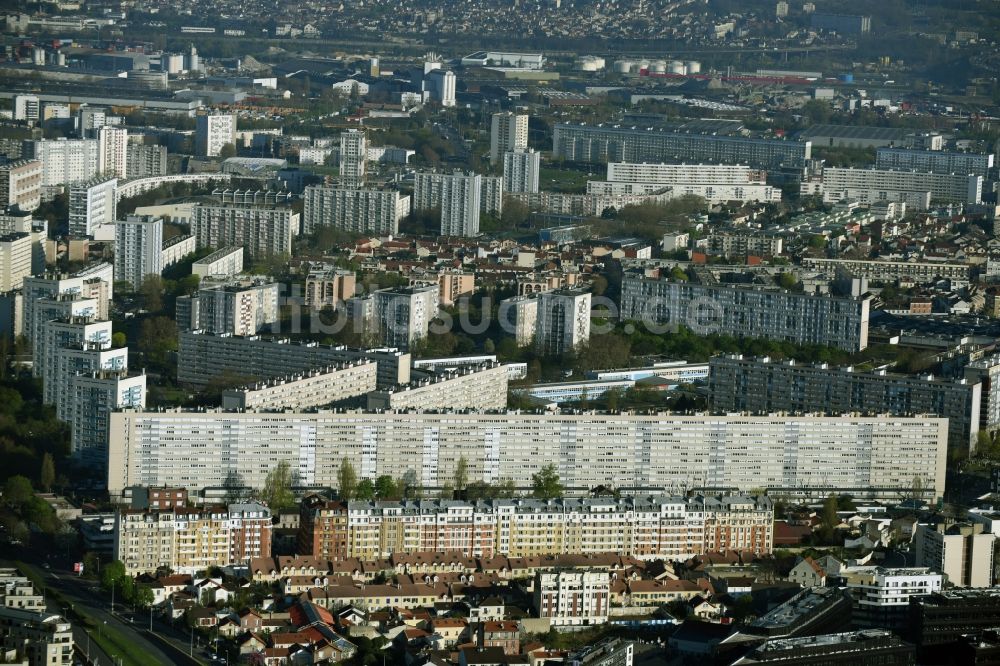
134,586,155,608
101,560,127,593
82,552,100,579
355,479,376,501
3,476,33,510
494,478,518,498
820,493,839,539
531,464,564,500
111,332,127,348
139,275,164,313
453,456,469,494
777,272,798,290
338,458,357,500
375,475,399,500
218,143,237,159
260,460,295,512
39,453,55,492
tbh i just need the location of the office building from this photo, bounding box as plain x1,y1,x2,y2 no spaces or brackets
0,159,42,212
500,295,539,346
191,203,298,258
811,167,983,206
732,630,913,665
195,113,236,157
338,129,367,188
552,123,811,169
176,277,279,336
125,143,167,179
302,186,410,235
106,411,948,501
220,361,378,411
304,268,355,310
68,176,117,237
192,246,244,279
177,331,410,389
875,148,993,178
0,606,72,666
491,112,529,164
414,171,482,236
0,233,33,292
842,567,943,629
620,273,871,351
425,69,456,107
114,215,163,289
709,355,982,457
13,94,40,123
366,362,508,411
114,503,272,576
503,149,541,193
915,523,996,587
372,285,439,348
536,288,591,356
97,126,128,179
535,571,610,627
29,138,100,187
908,590,1000,662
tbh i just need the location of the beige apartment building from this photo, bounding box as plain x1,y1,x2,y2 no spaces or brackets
0,159,42,212
366,362,508,411
305,269,356,310
915,523,996,588
220,361,378,411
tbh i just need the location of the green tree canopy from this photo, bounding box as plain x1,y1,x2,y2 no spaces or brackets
531,464,564,500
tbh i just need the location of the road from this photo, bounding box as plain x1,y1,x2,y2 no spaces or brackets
27,562,207,666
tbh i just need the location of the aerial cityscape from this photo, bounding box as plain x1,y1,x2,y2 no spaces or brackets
4,1,1000,664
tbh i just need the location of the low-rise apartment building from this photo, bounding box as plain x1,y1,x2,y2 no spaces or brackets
366,362,508,411
843,567,943,629
192,246,244,279
220,361,378,411
114,503,272,576
534,570,610,627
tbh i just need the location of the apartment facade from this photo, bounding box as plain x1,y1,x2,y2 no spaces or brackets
195,113,236,157
552,123,811,169
800,257,971,283
0,607,73,666
414,171,482,237
536,288,591,356
300,494,770,562
97,126,129,179
126,143,168,179
875,148,993,178
706,233,784,258
29,138,100,187
816,167,983,205
176,331,411,388
366,362,508,411
304,269,356,309
0,159,42,212
220,361,378,410
0,232,33,292
915,523,996,588
490,112,528,164
107,411,949,501
503,149,540,193
114,215,164,289
844,567,944,629
620,274,871,351
114,503,272,575
68,176,117,237
534,571,610,626
176,278,279,336
500,295,538,347
67,370,146,466
338,129,367,188
192,246,244,279
191,203,298,258
372,285,439,349
301,186,411,235
709,354,982,457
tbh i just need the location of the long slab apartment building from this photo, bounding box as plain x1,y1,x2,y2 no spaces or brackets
107,410,948,502
619,272,872,351
298,494,774,561
552,122,811,169
709,355,983,457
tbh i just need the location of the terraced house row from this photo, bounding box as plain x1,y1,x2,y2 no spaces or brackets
297,495,773,562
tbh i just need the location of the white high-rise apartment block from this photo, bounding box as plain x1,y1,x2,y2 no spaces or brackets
426,70,456,107
106,411,949,500
40,316,111,403
30,139,100,187
68,177,117,237
114,215,164,290
915,523,996,588
13,94,40,123
414,171,482,237
373,285,439,349
338,129,367,188
67,370,146,466
190,204,299,258
0,160,42,212
536,288,591,356
195,113,236,158
176,278,280,336
0,232,33,292
22,269,112,346
503,149,541,193
812,167,983,206
97,126,129,179
79,107,107,137
500,295,538,346
125,143,167,179
875,148,994,178
302,186,410,235
588,162,783,204
490,112,529,164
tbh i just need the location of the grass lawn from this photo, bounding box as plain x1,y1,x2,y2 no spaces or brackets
539,166,594,193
